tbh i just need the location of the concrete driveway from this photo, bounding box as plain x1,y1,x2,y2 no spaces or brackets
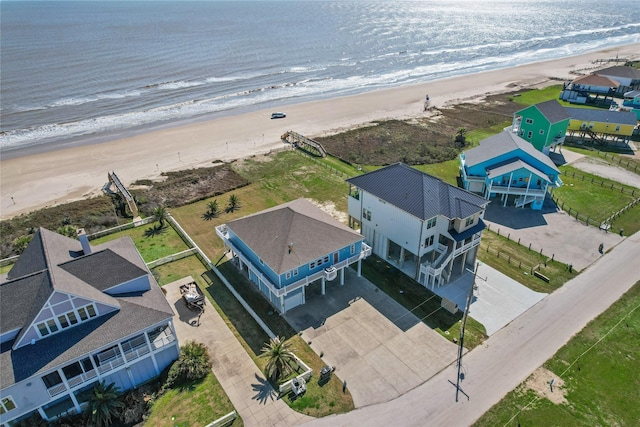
483,197,623,272
283,268,458,408
433,263,547,336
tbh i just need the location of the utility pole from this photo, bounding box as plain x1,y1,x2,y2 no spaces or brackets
456,261,482,402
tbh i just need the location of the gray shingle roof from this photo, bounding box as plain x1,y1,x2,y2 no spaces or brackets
0,228,174,388
464,131,559,174
565,107,638,126
346,163,488,220
226,199,363,274
60,249,148,292
526,99,571,123
597,66,640,80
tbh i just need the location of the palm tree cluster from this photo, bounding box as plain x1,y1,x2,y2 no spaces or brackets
226,194,240,213
203,199,220,221
153,206,168,228
260,336,297,381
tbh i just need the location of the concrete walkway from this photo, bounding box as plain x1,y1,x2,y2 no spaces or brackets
164,279,313,427
434,263,548,336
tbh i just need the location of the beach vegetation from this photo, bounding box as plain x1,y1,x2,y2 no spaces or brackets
474,281,640,427
203,199,220,220
55,224,77,238
12,235,32,255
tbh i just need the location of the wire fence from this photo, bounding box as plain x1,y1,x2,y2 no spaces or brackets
484,224,568,275
561,169,639,196
289,146,353,179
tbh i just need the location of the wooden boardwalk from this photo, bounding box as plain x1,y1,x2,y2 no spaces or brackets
281,130,327,157
108,171,139,217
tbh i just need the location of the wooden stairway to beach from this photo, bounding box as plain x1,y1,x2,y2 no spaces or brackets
281,130,327,157
108,171,140,218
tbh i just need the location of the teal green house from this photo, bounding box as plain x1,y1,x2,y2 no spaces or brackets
511,100,570,155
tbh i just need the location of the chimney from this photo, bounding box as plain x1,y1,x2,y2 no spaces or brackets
77,228,92,255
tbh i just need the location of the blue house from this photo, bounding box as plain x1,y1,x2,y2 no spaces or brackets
460,131,562,210
0,228,179,425
216,199,371,313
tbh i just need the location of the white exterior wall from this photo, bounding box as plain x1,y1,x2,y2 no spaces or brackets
0,377,51,423
359,191,423,257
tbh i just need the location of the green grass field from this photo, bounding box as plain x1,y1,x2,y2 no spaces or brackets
474,281,640,427
554,165,638,227
90,222,189,263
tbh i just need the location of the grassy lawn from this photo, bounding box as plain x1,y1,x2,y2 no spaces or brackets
414,158,461,186
90,222,189,263
479,229,577,291
145,373,241,427
0,263,13,274
358,256,487,349
464,121,511,146
474,281,640,427
555,165,638,226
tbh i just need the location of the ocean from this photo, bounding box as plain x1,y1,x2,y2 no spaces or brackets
1,0,639,155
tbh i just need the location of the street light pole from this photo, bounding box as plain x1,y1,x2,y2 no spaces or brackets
456,261,480,402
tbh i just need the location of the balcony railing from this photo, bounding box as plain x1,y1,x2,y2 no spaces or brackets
96,355,125,375
124,343,151,362
47,383,67,397
66,369,98,388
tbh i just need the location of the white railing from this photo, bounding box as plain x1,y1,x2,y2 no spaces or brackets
96,356,125,374
488,185,546,197
66,369,98,388
151,334,176,350
47,383,67,397
453,234,482,257
124,343,151,362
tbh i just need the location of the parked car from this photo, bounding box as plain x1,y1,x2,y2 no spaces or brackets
271,112,286,119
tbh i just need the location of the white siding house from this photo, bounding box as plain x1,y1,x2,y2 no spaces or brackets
347,163,489,288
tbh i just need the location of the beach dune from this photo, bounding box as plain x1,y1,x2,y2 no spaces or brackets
1,44,639,220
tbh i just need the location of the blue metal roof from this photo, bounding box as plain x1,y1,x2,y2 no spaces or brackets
347,163,488,220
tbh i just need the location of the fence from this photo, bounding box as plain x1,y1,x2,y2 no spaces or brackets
87,216,155,240
290,146,356,179
485,224,562,274
146,248,198,269
561,169,638,196
204,410,237,427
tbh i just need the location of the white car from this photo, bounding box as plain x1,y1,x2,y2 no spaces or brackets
271,112,286,119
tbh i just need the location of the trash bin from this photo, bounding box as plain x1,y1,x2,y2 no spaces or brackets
320,365,332,381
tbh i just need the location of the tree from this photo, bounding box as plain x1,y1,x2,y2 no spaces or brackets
85,381,124,427
203,200,220,220
260,336,296,381
153,206,168,228
455,127,467,147
226,194,240,213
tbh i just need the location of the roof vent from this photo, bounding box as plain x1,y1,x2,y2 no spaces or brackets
77,228,92,255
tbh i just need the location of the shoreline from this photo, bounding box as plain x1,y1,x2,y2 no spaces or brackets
1,43,639,220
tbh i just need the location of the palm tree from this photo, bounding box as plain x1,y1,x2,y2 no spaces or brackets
226,194,240,213
85,381,124,427
153,206,168,228
260,336,296,381
207,200,219,217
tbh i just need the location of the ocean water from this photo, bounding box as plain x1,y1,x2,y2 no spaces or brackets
1,0,639,155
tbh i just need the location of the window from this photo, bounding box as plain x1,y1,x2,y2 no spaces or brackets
42,371,63,389
317,258,323,266
350,245,355,255
367,210,371,221
310,262,315,269
293,268,298,276
424,235,434,247
323,256,329,263
86,305,96,317
519,129,524,136
38,322,50,337
0,396,16,414
426,217,437,229
285,272,291,279
525,118,533,124
615,125,621,131
58,315,70,329
259,258,264,265
465,216,474,227
527,131,533,138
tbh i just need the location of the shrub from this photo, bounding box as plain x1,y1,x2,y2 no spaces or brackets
164,341,211,389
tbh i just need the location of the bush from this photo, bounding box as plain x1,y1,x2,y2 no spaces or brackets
164,341,211,390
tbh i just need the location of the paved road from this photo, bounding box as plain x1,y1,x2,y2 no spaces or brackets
303,231,640,427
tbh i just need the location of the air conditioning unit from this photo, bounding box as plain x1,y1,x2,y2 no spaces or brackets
324,266,337,281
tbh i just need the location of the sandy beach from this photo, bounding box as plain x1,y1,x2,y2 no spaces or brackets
1,44,639,220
